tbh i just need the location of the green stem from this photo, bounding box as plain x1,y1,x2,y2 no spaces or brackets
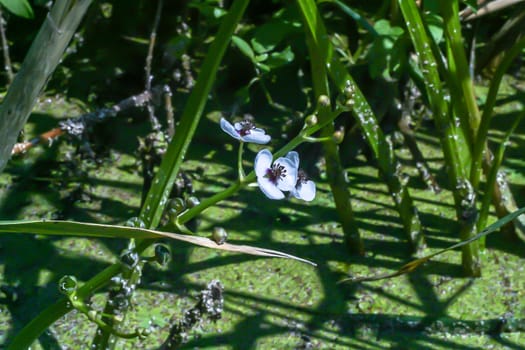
441,0,481,140
0,0,93,174
296,0,363,254
139,0,250,230
478,111,525,246
302,135,333,143
470,35,525,188
91,0,251,346
399,0,480,275
300,0,424,253
178,114,342,225
238,142,245,181
7,264,121,350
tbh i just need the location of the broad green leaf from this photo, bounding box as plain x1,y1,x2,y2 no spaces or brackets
340,207,525,283
0,0,34,18
369,20,405,79
0,220,316,265
188,2,227,19
232,35,255,60
265,46,294,68
251,20,298,54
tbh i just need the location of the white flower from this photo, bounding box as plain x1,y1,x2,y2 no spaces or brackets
220,118,271,144
286,151,316,202
254,149,297,200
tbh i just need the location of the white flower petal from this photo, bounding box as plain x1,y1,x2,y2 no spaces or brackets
286,151,300,168
233,122,243,130
274,157,297,191
295,180,316,201
220,118,241,140
243,130,271,144
254,149,272,178
257,177,284,200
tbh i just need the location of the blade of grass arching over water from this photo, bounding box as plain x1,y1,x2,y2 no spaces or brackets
300,0,424,254
398,0,480,276
0,0,93,174
340,207,525,283
0,220,316,265
2,220,313,350
139,0,250,230
296,0,363,254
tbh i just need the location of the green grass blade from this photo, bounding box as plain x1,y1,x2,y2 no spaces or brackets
470,35,525,187
139,0,250,230
399,0,480,275
341,207,525,283
440,0,481,142
296,0,363,254
0,0,93,174
298,0,424,253
0,220,315,264
478,110,525,238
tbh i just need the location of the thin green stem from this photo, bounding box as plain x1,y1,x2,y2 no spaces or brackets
296,0,363,254
139,0,250,230
470,35,525,188
478,111,525,246
238,142,245,181
302,135,333,143
7,264,121,350
179,115,342,225
441,0,481,140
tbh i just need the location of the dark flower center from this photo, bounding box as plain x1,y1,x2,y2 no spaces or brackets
265,163,287,184
236,120,255,137
296,169,308,186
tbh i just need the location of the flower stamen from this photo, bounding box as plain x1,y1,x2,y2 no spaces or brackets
296,169,308,185
237,120,255,137
265,163,287,184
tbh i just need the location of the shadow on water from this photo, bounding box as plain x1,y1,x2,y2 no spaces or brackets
1,117,524,349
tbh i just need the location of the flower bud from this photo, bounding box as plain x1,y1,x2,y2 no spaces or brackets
154,244,171,266
168,197,185,214
344,84,354,98
345,98,355,109
332,130,345,144
305,114,318,127
212,227,228,245
58,275,78,296
318,95,330,107
88,310,98,320
186,196,200,208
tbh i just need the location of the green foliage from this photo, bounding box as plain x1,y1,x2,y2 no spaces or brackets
368,19,405,79
1,0,525,347
0,0,33,19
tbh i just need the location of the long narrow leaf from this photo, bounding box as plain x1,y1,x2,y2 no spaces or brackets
340,207,525,283
0,220,316,266
139,0,250,229
298,0,423,252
